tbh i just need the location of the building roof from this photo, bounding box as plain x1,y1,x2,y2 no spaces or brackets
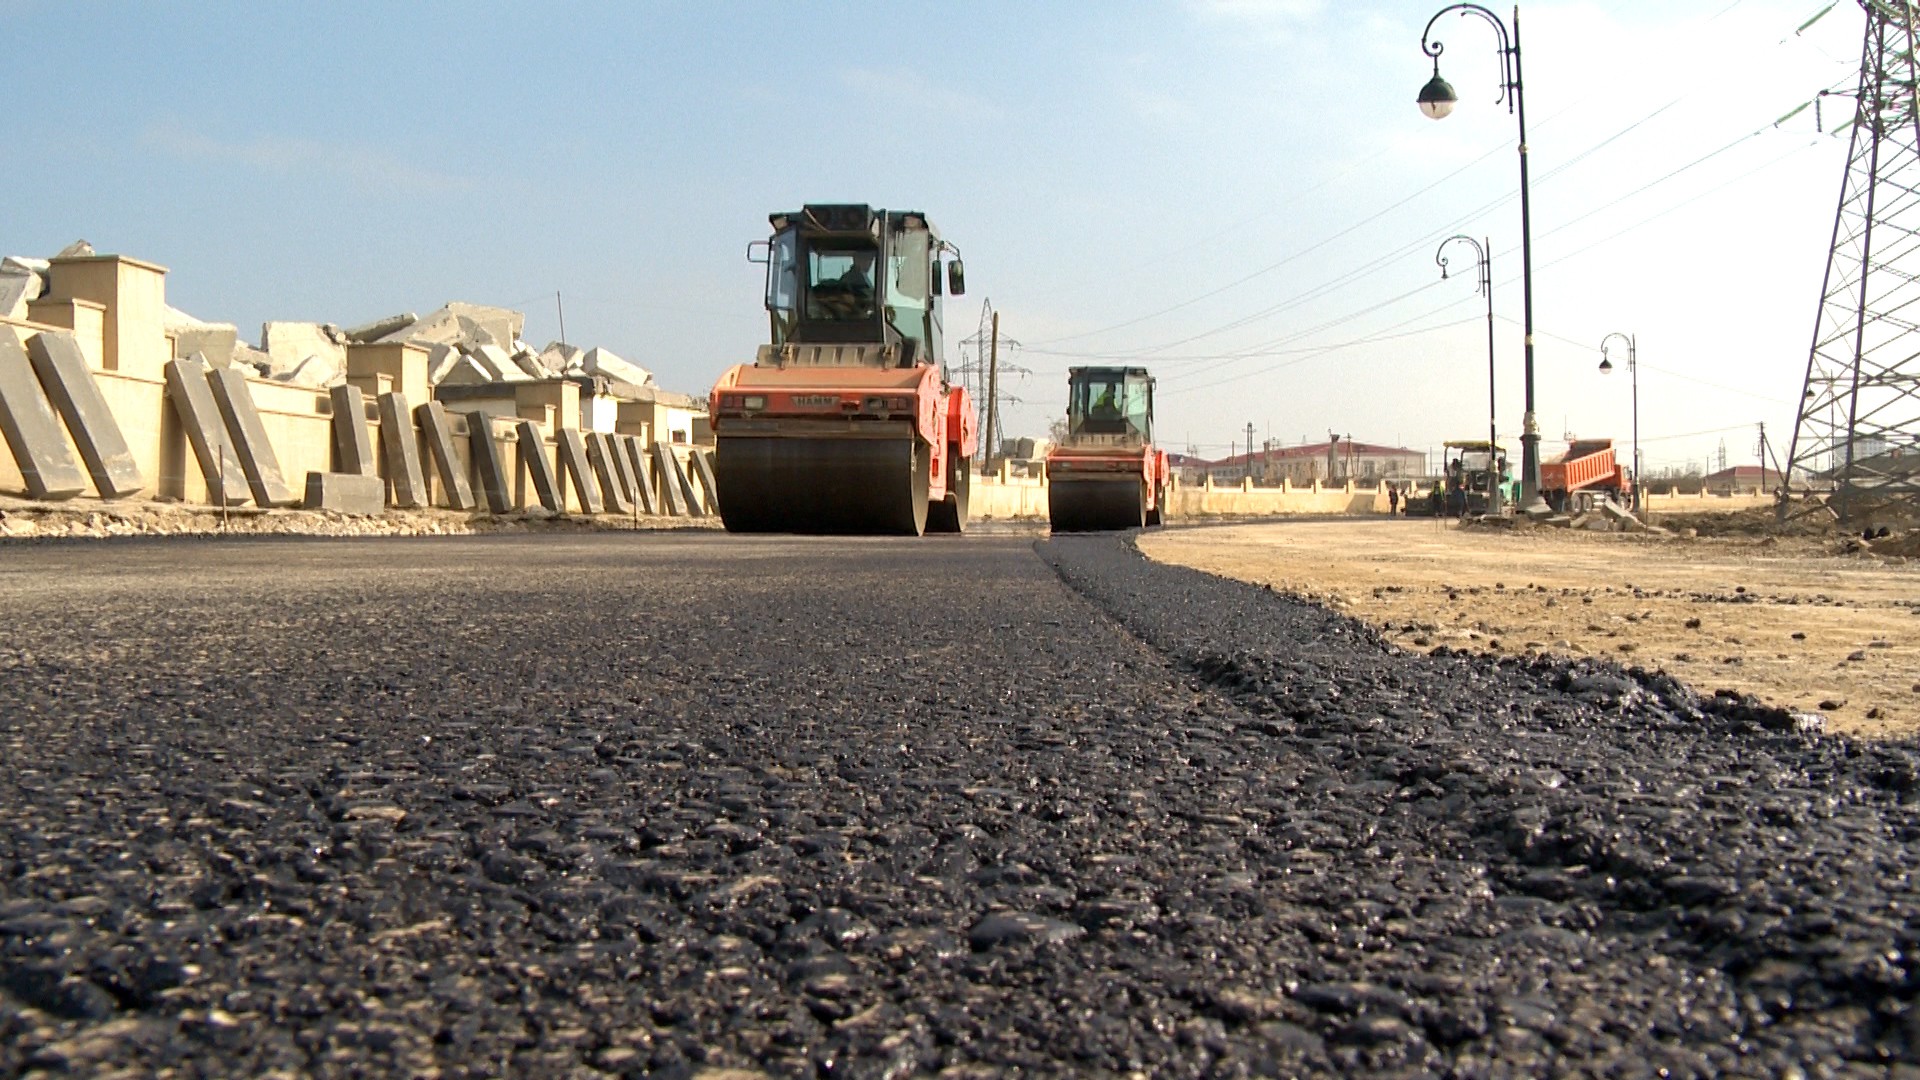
1703,465,1782,483
1194,440,1424,469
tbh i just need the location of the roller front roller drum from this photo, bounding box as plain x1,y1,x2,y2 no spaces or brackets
1049,478,1147,532
715,436,929,535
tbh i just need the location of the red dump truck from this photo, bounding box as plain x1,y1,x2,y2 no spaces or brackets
1541,438,1632,513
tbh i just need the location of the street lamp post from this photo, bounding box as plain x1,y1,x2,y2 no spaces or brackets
1436,234,1500,513
1418,4,1547,515
1599,332,1640,512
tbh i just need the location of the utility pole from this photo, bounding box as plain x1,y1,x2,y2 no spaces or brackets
1245,422,1257,482
1758,421,1770,492
556,291,567,344
984,311,1000,471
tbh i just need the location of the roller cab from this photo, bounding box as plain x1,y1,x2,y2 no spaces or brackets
709,205,975,535
1046,367,1170,532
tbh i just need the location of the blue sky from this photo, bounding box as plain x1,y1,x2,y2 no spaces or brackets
3,1,1867,472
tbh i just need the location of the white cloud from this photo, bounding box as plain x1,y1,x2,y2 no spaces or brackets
139,121,467,196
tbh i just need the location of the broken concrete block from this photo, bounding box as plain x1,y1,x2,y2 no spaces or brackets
376,391,428,509
623,436,658,515
467,343,530,383
24,330,143,498
164,305,239,366
415,401,475,511
466,411,512,513
588,432,634,514
581,346,653,387
652,442,695,517
386,302,524,352
516,420,562,513
205,366,298,507
55,240,94,259
689,448,719,514
271,353,344,388
163,357,251,506
436,354,493,386
0,267,43,321
304,471,385,515
263,321,347,375
537,341,581,375
344,312,417,344
556,428,603,514
424,343,459,385
0,327,88,500
510,347,547,380
224,343,274,377
328,384,376,477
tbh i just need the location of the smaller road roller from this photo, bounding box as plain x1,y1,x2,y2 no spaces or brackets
1046,367,1170,531
709,205,975,535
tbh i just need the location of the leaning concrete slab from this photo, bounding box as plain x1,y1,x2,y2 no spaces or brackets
586,432,633,514
623,436,658,515
466,411,512,514
0,327,87,500
206,366,299,507
329,385,376,477
652,442,694,517
689,448,720,515
414,401,475,510
23,330,142,498
516,420,563,513
604,432,641,508
556,428,603,514
304,471,385,515
375,392,428,509
163,357,251,506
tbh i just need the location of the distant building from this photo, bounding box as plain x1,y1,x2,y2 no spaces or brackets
1702,465,1784,493
1190,438,1424,485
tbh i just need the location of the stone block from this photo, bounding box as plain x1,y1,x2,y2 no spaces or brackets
587,432,633,513
556,428,603,513
652,441,694,517
24,330,143,498
469,343,531,383
206,366,298,507
329,384,376,477
0,268,42,321
466,411,512,513
162,357,250,506
376,391,429,509
516,420,562,513
344,312,416,344
271,353,343,388
262,321,346,373
581,346,652,387
0,327,87,499
623,436,658,515
414,401,475,510
689,448,719,514
304,471,385,515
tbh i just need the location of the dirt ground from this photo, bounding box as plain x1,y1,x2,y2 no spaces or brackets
1140,510,1920,739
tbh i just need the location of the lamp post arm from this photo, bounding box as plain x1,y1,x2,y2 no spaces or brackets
1421,3,1517,111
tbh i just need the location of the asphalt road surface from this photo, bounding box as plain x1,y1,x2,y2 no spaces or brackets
1,531,1916,1077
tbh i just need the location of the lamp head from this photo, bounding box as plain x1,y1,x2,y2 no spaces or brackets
1599,356,1614,374
1418,72,1458,120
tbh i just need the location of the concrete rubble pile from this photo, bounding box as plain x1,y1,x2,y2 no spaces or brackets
3,242,656,394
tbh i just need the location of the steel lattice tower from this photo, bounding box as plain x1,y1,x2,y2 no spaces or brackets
1787,0,1920,524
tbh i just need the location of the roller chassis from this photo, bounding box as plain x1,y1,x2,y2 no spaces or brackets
1046,440,1170,532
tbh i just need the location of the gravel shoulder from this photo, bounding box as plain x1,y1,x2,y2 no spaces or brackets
1140,517,1920,738
1,533,1915,1075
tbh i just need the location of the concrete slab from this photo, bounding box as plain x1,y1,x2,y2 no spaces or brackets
582,346,652,386
304,471,385,515
0,327,88,500
623,436,658,515
206,366,299,507
587,432,633,514
162,357,251,506
23,330,143,498
652,441,694,517
516,420,563,513
376,391,429,509
689,448,720,514
329,385,376,476
414,401,475,510
556,428,603,514
466,411,512,514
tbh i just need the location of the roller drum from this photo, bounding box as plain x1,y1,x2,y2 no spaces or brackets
1049,477,1147,532
715,436,928,535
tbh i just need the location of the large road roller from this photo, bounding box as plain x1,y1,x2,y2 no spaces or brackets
1046,366,1171,531
709,205,977,535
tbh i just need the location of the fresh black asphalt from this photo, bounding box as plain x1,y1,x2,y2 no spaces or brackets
0,531,1915,1077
